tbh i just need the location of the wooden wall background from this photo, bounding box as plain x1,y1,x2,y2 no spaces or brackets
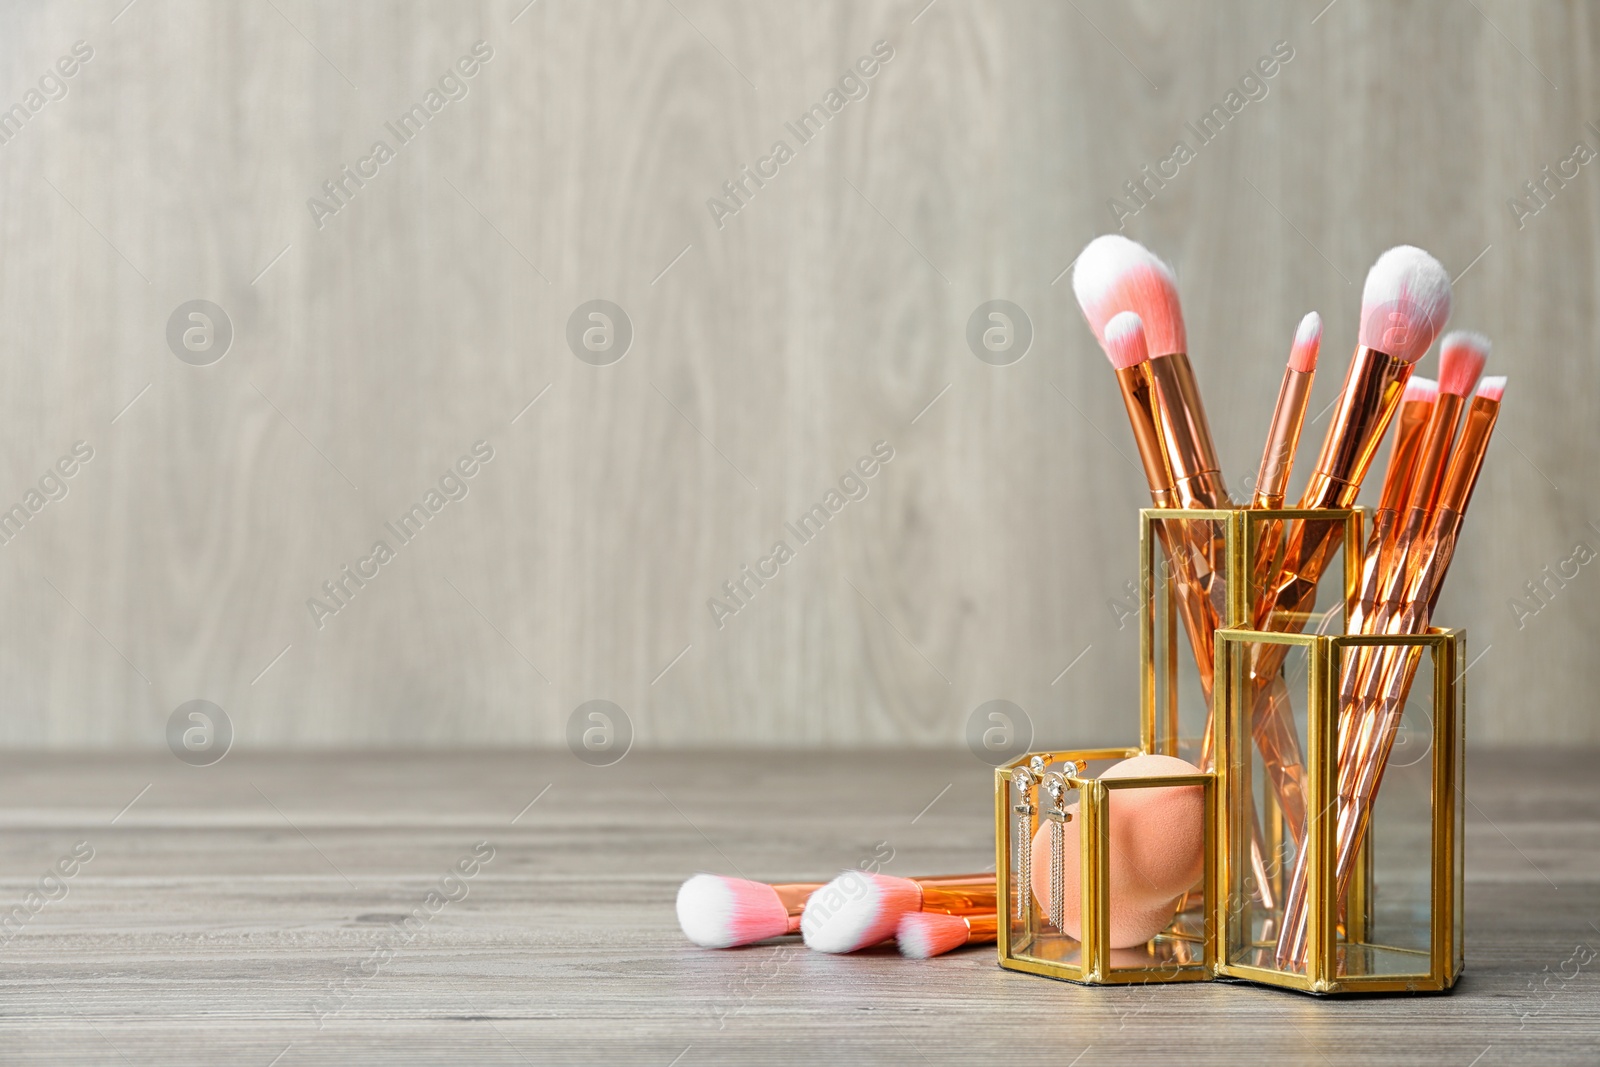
0,0,1594,750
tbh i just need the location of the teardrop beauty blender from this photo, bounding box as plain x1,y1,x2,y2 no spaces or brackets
1027,754,1206,948
1100,753,1207,899
1028,813,1181,948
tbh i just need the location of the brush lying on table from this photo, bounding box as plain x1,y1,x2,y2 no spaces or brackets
675,872,996,953
897,911,999,959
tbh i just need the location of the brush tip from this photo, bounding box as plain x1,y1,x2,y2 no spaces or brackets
676,874,789,948
1102,311,1149,370
1288,311,1322,373
1476,375,1506,402
1071,234,1186,356
1403,376,1439,404
1438,330,1490,397
897,912,969,959
800,871,920,954
1357,245,1453,362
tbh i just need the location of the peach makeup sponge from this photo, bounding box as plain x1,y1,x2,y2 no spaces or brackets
1028,754,1206,948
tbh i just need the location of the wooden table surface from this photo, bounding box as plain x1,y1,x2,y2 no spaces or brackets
0,748,1593,1065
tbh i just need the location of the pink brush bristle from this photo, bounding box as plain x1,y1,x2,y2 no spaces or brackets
1356,246,1452,363
1476,375,1506,402
1102,311,1149,370
1071,235,1187,357
1404,376,1439,404
1288,311,1322,373
896,912,969,959
1437,331,1489,397
800,872,922,954
676,874,790,948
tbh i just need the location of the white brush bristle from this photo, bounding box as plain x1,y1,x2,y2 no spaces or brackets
676,874,789,948
1476,375,1506,402
1438,330,1489,397
897,912,969,959
1403,376,1438,404
799,872,920,954
1357,245,1452,362
1288,311,1322,373
1071,235,1187,357
1102,311,1149,370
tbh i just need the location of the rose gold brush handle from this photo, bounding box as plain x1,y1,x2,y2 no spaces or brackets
956,913,999,945
1249,362,1316,612
772,883,826,934
915,875,999,916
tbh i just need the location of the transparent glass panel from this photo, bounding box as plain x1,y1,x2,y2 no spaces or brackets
1247,513,1353,636
1008,756,1084,971
1099,771,1210,981
1221,633,1314,975
1330,639,1435,980
1146,513,1231,767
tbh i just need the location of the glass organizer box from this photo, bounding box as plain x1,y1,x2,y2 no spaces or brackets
996,508,1464,994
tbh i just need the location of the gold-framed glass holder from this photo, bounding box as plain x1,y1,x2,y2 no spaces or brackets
995,748,1216,985
1213,627,1465,994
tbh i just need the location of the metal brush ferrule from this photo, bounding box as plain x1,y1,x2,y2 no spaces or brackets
1114,363,1177,506
1146,353,1228,499
1305,346,1412,508
1254,366,1315,508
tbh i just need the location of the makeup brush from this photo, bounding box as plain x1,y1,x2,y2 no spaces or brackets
1074,235,1230,510
1101,311,1176,506
1340,335,1484,770
1244,246,1452,848
1253,312,1323,510
1256,245,1453,634
897,911,999,959
1075,241,1230,751
1278,376,1505,965
800,872,995,954
1350,374,1505,780
1101,312,1223,717
1246,312,1323,741
676,875,823,948
1349,376,1437,633
1366,331,1488,635
1338,375,1437,773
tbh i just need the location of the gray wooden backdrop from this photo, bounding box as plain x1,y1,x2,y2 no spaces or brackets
0,0,1593,751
